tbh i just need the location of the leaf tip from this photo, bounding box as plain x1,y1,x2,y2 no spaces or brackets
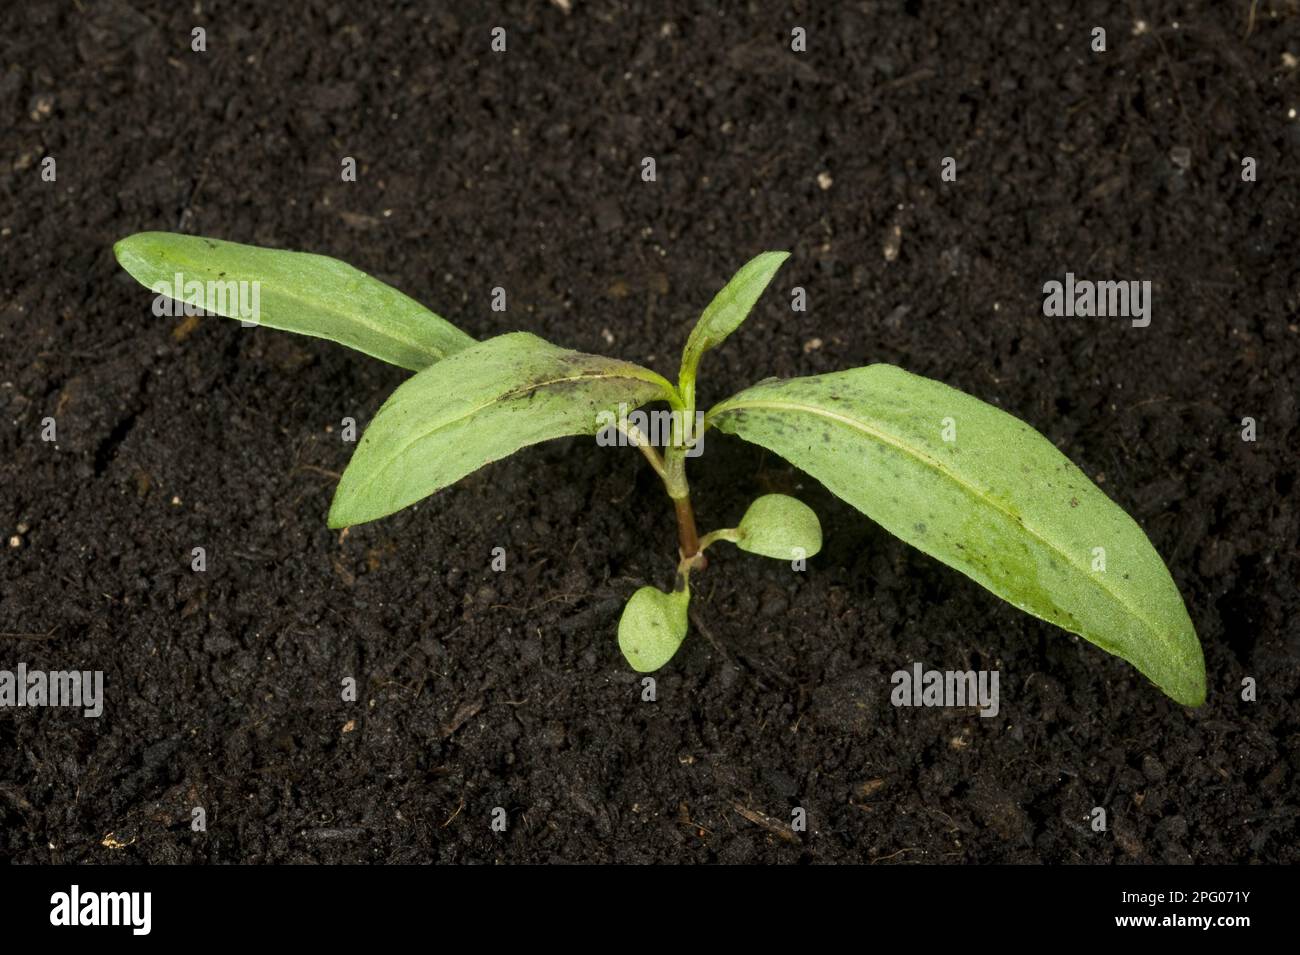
326,492,355,531
1174,665,1207,708
112,233,150,273
114,232,182,290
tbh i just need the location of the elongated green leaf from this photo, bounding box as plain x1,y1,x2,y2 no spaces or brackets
329,332,675,528
678,251,789,411
619,583,691,672
708,365,1205,706
114,232,476,370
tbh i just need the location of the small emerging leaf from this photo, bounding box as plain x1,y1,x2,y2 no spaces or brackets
736,494,823,560
709,365,1206,706
114,232,476,370
329,332,675,528
678,251,789,411
618,583,690,672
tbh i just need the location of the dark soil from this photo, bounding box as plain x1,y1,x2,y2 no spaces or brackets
2,1,1297,864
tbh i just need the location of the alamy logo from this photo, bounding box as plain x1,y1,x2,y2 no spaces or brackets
151,272,261,325
0,663,103,717
1042,272,1151,327
50,885,151,935
595,404,706,457
891,662,999,717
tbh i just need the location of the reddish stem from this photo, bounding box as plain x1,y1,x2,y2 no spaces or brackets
674,496,705,568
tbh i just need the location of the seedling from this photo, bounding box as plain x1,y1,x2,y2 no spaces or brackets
114,233,1206,705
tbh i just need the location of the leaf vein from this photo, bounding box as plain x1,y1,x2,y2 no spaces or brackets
710,397,1169,649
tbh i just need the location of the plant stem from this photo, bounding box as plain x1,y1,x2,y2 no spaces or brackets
618,421,667,482
675,548,706,586
621,412,707,566
674,496,701,559
698,528,740,551
663,440,706,566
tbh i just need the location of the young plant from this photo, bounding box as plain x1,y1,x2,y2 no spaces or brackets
114,233,1207,706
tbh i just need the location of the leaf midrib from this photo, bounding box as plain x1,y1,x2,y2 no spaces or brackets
160,248,455,364
356,365,671,496
709,396,1174,655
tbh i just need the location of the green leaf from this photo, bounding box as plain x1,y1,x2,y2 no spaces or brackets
708,365,1205,706
678,251,789,412
736,494,823,560
114,232,476,371
329,332,675,528
618,583,690,672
